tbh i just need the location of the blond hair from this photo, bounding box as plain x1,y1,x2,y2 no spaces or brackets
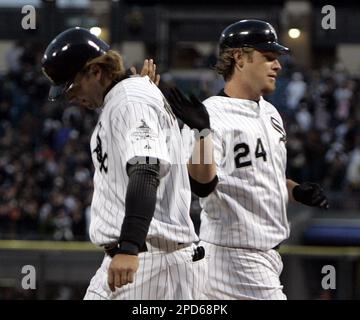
215,47,254,81
82,50,126,82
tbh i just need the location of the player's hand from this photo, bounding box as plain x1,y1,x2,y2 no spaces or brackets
130,59,160,86
167,87,210,133
107,254,139,292
293,182,329,209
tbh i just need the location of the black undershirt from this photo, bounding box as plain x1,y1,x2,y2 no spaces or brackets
217,88,260,105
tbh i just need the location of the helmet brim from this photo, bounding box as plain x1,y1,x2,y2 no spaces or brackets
48,80,74,101
252,42,290,53
48,84,66,101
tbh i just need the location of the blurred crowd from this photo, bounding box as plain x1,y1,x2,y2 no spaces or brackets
270,62,360,208
0,41,360,240
0,42,93,240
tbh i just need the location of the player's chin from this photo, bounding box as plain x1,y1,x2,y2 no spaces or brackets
263,83,276,94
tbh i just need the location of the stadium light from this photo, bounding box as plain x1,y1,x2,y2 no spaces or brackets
90,27,102,37
288,28,301,39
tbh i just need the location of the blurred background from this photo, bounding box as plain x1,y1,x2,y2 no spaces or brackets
0,0,360,300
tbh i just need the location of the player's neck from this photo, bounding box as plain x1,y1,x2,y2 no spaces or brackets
224,79,261,102
102,74,128,101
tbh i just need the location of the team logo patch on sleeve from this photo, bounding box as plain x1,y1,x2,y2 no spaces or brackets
130,120,158,142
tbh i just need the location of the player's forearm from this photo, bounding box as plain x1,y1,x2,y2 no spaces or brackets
286,179,299,203
187,135,217,183
118,162,160,255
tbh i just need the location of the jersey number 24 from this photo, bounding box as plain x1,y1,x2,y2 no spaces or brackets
234,138,267,168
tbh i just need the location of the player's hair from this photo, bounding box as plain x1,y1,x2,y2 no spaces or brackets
82,50,126,83
215,47,254,81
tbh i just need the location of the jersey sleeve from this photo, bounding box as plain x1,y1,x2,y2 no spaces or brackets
212,127,225,167
112,101,171,178
181,124,195,162
205,104,226,168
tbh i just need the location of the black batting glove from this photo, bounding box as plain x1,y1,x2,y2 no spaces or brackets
167,87,211,137
293,182,329,209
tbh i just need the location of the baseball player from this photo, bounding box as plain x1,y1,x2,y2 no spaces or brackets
168,19,329,300
41,27,206,300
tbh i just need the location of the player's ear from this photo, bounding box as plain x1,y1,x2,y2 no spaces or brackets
89,64,102,80
233,49,245,69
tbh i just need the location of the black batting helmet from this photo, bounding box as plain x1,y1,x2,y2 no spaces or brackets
42,27,110,101
219,19,289,54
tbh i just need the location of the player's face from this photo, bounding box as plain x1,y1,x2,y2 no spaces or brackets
66,68,105,109
242,50,282,96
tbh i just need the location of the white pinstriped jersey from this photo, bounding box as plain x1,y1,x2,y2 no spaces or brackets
199,95,290,251
89,76,198,246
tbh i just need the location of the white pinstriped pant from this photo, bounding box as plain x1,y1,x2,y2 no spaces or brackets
200,241,286,300
84,242,207,300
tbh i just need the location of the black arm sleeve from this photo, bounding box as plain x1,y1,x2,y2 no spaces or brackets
117,161,160,255
189,174,218,198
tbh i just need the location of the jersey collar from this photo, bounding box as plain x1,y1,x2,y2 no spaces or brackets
216,88,261,115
